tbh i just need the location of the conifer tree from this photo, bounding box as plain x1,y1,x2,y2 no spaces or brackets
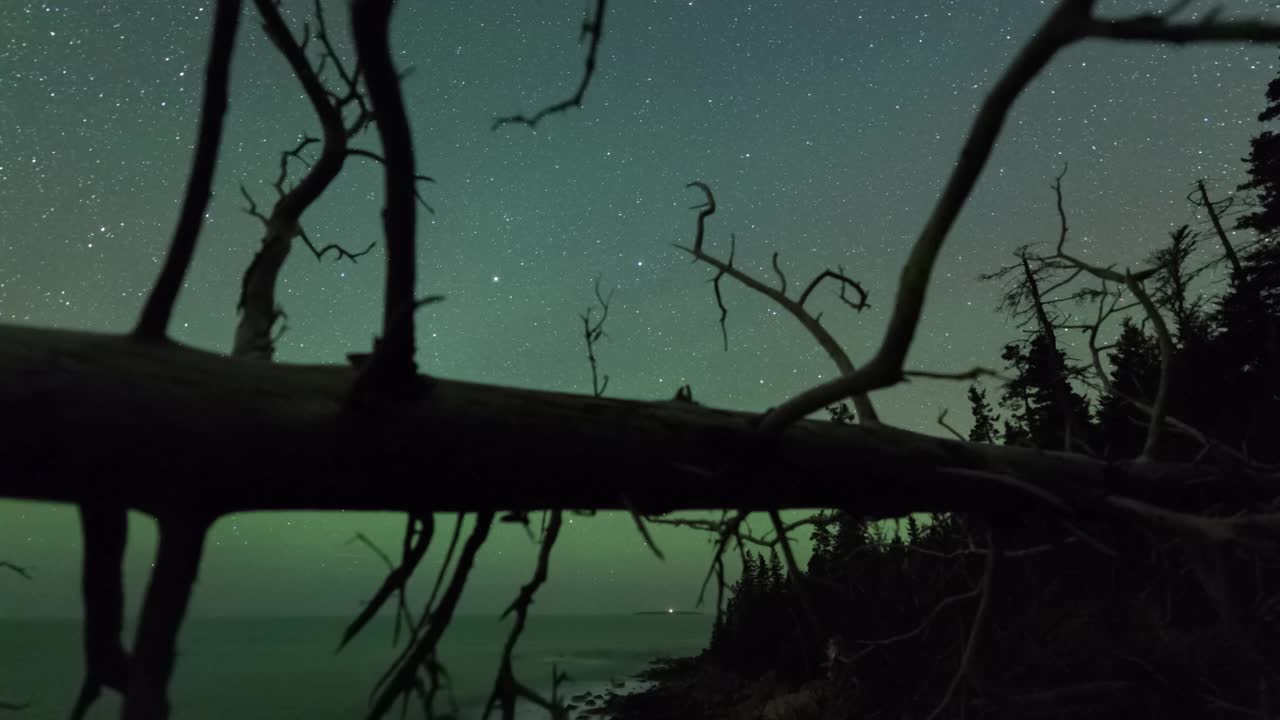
1095,319,1160,458
1237,53,1280,238
966,384,998,443
808,516,833,579
999,335,1093,451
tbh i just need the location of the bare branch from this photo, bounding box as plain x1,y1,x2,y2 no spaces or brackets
492,0,607,131
580,277,612,398
351,0,421,389
680,182,878,423
339,514,432,652
369,512,494,720
760,0,1280,434
1124,270,1174,462
296,227,376,264
1193,179,1243,275
347,148,437,213
925,527,1001,720
485,510,566,720
135,0,242,340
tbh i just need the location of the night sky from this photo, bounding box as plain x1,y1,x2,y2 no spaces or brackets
1,0,1276,617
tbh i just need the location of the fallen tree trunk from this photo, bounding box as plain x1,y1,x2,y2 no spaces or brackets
0,323,1273,520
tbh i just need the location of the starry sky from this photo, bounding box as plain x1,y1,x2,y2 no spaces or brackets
0,0,1277,618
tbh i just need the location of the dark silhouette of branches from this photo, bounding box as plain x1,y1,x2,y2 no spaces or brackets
370,512,494,720
484,509,567,720
580,277,612,398
1192,179,1243,275
233,0,390,360
492,0,607,130
135,0,241,341
339,514,432,651
758,0,1280,435
924,528,1001,720
678,181,878,423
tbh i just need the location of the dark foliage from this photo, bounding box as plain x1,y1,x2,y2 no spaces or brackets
1237,53,1280,238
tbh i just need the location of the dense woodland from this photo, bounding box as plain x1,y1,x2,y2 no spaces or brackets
7,1,1280,719
607,50,1280,720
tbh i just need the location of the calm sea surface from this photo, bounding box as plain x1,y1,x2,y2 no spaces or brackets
0,614,712,719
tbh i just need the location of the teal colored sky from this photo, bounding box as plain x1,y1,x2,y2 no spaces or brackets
0,0,1276,617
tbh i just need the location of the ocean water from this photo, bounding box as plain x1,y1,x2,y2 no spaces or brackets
0,614,712,719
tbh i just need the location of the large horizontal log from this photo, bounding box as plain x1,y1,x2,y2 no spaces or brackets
0,323,1271,519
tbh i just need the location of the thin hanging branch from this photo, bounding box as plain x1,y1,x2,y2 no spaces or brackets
484,509,567,720
234,0,392,360
492,0,607,130
369,512,495,720
339,514,433,652
135,0,242,340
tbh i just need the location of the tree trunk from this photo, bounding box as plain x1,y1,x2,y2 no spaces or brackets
0,323,1268,521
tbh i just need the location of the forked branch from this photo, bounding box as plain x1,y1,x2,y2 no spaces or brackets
679,182,878,423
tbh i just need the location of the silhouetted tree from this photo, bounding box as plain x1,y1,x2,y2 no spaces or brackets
1237,52,1280,238
966,384,998,443
1095,319,1160,458
999,334,1093,451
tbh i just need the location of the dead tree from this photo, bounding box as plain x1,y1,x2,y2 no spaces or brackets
234,0,429,362
6,1,1280,718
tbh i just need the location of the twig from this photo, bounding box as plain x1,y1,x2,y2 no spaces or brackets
580,277,612,397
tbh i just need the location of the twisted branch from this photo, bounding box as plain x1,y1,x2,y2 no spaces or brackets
492,0,607,130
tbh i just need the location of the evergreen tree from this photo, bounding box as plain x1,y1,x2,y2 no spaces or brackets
1149,225,1211,345
767,550,785,593
1237,53,1280,237
1095,319,1160,458
966,384,998,443
1210,243,1280,461
999,335,1093,451
808,515,833,579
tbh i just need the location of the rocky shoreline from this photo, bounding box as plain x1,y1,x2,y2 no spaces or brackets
602,655,836,720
